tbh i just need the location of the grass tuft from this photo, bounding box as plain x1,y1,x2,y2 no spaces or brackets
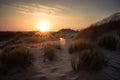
71,48,107,72
43,43,61,61
68,40,95,54
97,35,118,51
0,46,35,68
69,40,108,72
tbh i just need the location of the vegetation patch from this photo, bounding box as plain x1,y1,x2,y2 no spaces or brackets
44,43,61,50
43,43,61,61
68,40,95,54
0,46,35,68
97,35,118,51
71,48,107,72
68,40,108,72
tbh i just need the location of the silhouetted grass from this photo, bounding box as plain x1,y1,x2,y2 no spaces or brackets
68,40,108,72
44,43,61,50
43,43,61,61
43,47,56,61
97,35,118,51
0,46,35,68
68,40,95,54
71,48,107,72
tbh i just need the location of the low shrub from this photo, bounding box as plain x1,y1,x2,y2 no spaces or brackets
0,46,35,68
43,43,60,61
97,35,118,51
71,58,79,71
54,44,61,50
71,48,107,72
44,43,61,50
68,40,95,54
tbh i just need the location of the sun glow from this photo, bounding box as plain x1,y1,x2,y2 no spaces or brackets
37,21,49,32
60,37,66,45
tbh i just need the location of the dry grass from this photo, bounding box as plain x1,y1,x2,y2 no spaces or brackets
71,47,107,72
68,40,95,54
69,40,108,72
97,35,118,51
43,43,61,61
0,46,35,68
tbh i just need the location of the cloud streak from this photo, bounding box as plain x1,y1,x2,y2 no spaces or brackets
1,0,119,17
2,3,59,16
0,1,70,17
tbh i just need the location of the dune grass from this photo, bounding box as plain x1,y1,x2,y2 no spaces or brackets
43,43,61,61
68,40,95,54
97,35,118,51
71,48,107,72
43,47,56,61
68,40,107,72
0,46,35,68
44,43,61,50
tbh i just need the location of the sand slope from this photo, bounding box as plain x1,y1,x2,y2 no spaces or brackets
0,40,120,80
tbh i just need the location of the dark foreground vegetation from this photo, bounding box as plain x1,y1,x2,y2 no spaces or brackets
68,40,108,72
0,46,35,72
43,43,61,61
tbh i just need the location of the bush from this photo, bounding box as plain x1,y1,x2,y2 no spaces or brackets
71,58,79,71
0,46,35,68
44,43,61,50
54,44,61,50
71,49,107,72
68,40,95,54
43,44,59,61
97,35,118,51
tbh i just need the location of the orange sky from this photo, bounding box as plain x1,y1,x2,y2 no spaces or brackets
0,0,120,31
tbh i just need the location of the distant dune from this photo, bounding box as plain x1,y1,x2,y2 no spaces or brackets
76,12,120,40
0,29,77,49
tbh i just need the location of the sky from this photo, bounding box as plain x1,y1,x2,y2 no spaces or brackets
0,0,120,31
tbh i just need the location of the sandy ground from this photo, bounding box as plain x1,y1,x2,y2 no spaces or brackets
0,39,120,80
0,40,72,80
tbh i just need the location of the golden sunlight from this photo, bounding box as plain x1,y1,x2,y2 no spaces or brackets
37,21,49,32
60,37,66,45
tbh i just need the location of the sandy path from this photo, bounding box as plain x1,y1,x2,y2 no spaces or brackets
0,40,72,80
25,40,72,80
0,40,120,80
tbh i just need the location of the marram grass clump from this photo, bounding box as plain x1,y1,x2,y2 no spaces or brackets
68,40,108,72
44,43,61,50
68,40,95,54
97,35,118,51
0,46,35,68
71,48,107,72
43,43,61,61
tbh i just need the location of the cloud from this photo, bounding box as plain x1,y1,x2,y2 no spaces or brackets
1,0,119,18
0,0,74,17
10,4,58,16
0,1,68,16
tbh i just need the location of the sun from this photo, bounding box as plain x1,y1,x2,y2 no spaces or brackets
37,21,49,32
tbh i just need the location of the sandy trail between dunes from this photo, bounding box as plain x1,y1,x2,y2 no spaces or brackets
0,40,73,80
28,40,72,80
0,39,120,80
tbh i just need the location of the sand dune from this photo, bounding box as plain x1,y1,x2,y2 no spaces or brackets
0,38,120,80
